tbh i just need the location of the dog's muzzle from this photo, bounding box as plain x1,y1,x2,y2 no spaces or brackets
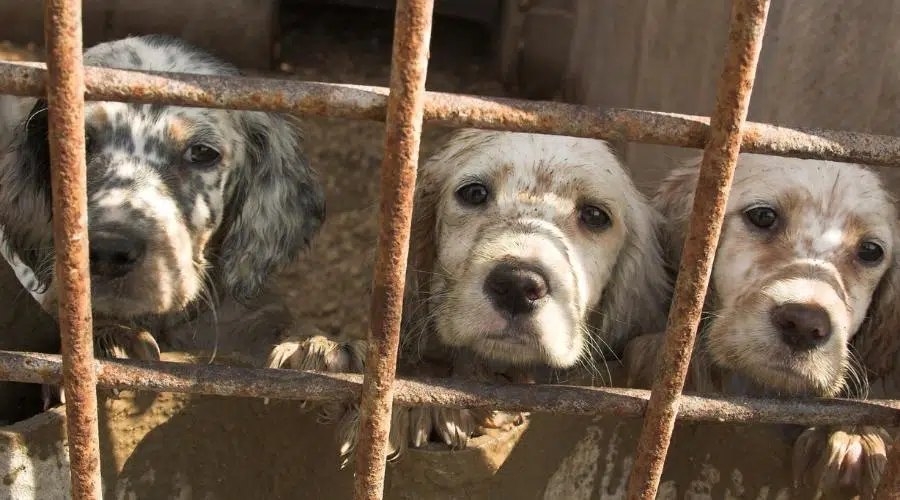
483,260,551,317
88,227,147,279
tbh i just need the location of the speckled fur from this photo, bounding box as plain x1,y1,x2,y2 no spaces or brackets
0,35,326,393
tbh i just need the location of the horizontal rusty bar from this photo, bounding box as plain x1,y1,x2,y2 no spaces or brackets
1,61,900,166
2,350,900,427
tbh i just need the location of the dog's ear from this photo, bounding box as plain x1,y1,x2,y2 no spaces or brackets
651,162,701,267
399,129,489,349
221,112,325,302
594,184,673,350
853,221,900,381
0,97,55,290
399,149,441,344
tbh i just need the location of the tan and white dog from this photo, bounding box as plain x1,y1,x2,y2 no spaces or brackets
269,128,672,463
625,153,900,499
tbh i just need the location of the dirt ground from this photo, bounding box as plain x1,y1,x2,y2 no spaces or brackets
0,4,510,340
271,5,508,339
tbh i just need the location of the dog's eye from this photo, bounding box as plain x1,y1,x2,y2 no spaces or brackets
857,241,885,264
183,144,221,167
455,182,489,206
744,206,777,229
579,205,611,230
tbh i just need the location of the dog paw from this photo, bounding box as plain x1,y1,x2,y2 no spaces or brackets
265,330,369,465
42,324,161,408
94,325,161,361
265,333,367,406
408,407,527,450
793,425,891,499
266,333,367,374
334,402,410,468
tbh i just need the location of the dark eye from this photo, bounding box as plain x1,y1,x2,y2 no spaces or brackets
455,182,489,206
744,206,778,229
579,205,611,230
183,144,221,167
857,241,885,264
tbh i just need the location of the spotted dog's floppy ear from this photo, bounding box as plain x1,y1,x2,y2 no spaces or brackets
0,97,55,290
853,219,900,381
221,112,325,302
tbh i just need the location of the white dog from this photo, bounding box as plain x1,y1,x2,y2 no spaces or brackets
270,128,672,463
625,153,900,499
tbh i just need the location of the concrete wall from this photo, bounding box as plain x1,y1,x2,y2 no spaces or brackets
502,0,900,195
0,0,277,70
0,351,826,499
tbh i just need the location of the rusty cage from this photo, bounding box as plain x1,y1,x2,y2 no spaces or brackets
2,0,900,498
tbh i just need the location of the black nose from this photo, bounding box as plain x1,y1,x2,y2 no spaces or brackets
88,230,146,278
483,262,550,316
770,303,832,351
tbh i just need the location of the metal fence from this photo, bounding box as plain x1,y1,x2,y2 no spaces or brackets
0,0,899,498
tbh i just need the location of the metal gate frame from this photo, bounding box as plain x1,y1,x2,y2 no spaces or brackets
1,0,900,498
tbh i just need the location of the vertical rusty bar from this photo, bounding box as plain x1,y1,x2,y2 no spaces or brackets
353,0,434,499
876,435,900,499
44,0,102,498
625,0,771,498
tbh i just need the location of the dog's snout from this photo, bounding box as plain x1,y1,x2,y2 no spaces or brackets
770,303,832,351
89,230,146,278
484,262,550,316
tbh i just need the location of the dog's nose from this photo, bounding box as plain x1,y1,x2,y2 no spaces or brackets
484,262,550,316
89,230,146,278
770,303,832,351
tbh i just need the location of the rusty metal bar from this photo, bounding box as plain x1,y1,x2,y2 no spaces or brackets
42,0,102,498
2,61,900,166
877,434,900,499
3,350,900,427
625,0,771,499
353,1,434,499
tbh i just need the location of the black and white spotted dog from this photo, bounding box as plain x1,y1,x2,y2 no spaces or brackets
0,35,326,402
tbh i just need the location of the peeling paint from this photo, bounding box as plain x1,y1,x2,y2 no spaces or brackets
0,428,70,499
543,421,604,500
598,422,630,499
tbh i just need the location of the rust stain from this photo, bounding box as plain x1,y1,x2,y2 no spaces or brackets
352,1,435,499
625,1,772,499
1,351,900,427
42,0,102,498
0,62,898,165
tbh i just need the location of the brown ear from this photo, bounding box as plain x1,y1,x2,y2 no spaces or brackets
651,161,702,267
398,141,450,356
853,223,900,380
401,163,439,326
